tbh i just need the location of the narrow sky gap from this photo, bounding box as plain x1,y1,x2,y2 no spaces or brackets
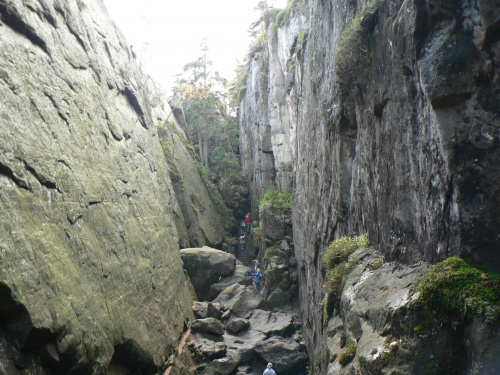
103,0,288,96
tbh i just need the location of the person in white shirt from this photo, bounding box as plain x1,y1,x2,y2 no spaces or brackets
263,363,276,375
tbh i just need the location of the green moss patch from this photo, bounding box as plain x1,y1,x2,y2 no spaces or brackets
418,257,500,323
259,185,293,212
322,233,369,270
338,343,357,366
322,234,369,318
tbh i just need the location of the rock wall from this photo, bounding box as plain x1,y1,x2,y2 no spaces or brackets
0,0,226,373
239,0,500,372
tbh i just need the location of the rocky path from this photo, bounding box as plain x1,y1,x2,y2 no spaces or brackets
178,246,308,375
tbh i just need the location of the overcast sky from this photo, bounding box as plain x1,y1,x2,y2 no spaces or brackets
102,0,287,96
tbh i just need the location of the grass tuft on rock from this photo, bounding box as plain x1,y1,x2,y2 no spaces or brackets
259,185,293,212
338,343,357,366
418,257,500,323
322,234,369,318
322,233,369,270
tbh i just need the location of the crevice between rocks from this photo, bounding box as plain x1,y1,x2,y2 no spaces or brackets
0,2,50,55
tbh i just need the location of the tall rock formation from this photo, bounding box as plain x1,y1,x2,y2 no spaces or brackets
239,0,500,373
0,0,226,373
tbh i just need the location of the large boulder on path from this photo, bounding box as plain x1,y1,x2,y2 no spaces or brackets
248,310,295,337
191,338,227,360
181,247,236,300
226,318,250,334
254,337,308,375
192,318,225,336
200,353,242,375
209,262,252,300
214,284,268,317
193,301,221,319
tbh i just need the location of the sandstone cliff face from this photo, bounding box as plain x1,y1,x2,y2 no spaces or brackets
0,0,225,373
239,0,499,372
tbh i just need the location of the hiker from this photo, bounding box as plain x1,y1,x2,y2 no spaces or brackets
252,267,262,292
245,213,251,232
239,235,245,251
240,219,245,233
263,363,276,375
252,259,261,273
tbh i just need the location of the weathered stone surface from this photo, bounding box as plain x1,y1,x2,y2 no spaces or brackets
0,0,199,373
248,310,294,338
209,262,252,300
192,318,225,336
191,338,227,360
200,354,241,375
158,122,228,249
239,0,500,373
181,247,236,301
225,318,250,334
214,285,268,317
193,302,221,320
323,248,500,375
223,330,266,364
254,337,308,375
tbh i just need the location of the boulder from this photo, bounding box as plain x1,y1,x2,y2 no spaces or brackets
193,302,221,319
254,337,308,374
214,285,268,317
200,354,241,375
191,338,227,360
224,330,266,363
209,262,252,299
265,288,291,309
192,318,225,336
181,247,236,300
226,318,250,334
248,310,294,337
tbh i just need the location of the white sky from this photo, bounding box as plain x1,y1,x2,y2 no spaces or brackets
102,0,287,96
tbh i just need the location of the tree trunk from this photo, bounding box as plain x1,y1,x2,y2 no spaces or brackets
203,131,209,168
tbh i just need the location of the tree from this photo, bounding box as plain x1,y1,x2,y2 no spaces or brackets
173,43,241,185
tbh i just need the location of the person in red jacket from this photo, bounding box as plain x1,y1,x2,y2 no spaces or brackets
245,213,251,232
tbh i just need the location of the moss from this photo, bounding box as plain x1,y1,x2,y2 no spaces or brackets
322,234,369,319
418,257,500,323
338,343,357,366
322,233,369,270
259,185,293,212
325,259,360,297
297,26,309,52
335,0,379,101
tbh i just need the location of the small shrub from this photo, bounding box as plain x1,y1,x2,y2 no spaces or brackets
418,257,500,323
259,185,293,212
338,343,357,366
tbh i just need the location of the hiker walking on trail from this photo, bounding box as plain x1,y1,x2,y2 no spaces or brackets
239,235,245,251
253,259,260,273
252,268,262,292
263,363,276,375
245,213,251,232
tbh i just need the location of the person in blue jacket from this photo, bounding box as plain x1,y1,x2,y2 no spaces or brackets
252,268,262,291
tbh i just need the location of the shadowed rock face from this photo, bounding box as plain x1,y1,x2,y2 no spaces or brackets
238,0,500,372
0,0,197,373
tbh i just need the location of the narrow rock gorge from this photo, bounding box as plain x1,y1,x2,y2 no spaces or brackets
0,0,499,374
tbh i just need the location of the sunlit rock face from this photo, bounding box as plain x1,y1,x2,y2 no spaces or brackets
0,0,196,373
239,0,499,372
